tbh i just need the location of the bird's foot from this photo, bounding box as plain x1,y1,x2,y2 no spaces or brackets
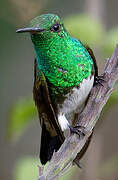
69,125,86,139
94,75,105,86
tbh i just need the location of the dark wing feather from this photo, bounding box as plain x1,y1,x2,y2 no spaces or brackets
33,59,64,141
40,122,51,164
85,45,98,78
33,59,64,164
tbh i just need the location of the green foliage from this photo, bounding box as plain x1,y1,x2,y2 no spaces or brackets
103,27,118,56
14,157,40,180
7,97,37,141
14,156,77,180
64,14,105,46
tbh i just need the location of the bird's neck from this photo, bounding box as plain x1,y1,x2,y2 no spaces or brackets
31,33,72,82
31,34,93,88
31,32,69,66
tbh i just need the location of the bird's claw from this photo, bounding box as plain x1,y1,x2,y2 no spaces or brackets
94,75,105,86
69,125,86,139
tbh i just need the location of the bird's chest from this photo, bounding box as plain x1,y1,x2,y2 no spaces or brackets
58,75,94,117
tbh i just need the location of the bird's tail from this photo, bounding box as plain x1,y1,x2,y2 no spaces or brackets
40,123,62,165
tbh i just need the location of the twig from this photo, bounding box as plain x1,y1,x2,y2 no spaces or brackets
38,44,118,180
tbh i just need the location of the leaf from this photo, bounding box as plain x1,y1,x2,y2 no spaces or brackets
7,97,37,141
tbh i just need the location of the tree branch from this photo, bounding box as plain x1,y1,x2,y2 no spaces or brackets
38,44,118,180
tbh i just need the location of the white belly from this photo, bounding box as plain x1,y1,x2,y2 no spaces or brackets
58,75,94,131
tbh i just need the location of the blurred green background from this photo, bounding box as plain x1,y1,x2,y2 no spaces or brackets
1,0,118,180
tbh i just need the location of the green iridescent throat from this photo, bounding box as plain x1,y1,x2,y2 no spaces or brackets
30,18,93,88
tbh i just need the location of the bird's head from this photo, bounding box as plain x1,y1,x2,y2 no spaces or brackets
16,14,68,43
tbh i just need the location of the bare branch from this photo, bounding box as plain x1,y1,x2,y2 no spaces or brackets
38,44,118,180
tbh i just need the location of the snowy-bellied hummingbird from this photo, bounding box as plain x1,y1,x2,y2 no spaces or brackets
16,14,99,165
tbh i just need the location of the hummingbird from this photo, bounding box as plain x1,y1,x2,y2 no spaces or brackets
16,14,99,165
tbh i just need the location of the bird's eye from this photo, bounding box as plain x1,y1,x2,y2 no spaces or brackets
50,23,60,32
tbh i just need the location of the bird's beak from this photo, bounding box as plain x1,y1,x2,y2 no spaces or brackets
16,27,45,33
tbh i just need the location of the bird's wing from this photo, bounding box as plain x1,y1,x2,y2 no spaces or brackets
33,59,65,164
33,59,64,142
85,45,98,78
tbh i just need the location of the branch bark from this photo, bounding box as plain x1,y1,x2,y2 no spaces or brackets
38,44,118,180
